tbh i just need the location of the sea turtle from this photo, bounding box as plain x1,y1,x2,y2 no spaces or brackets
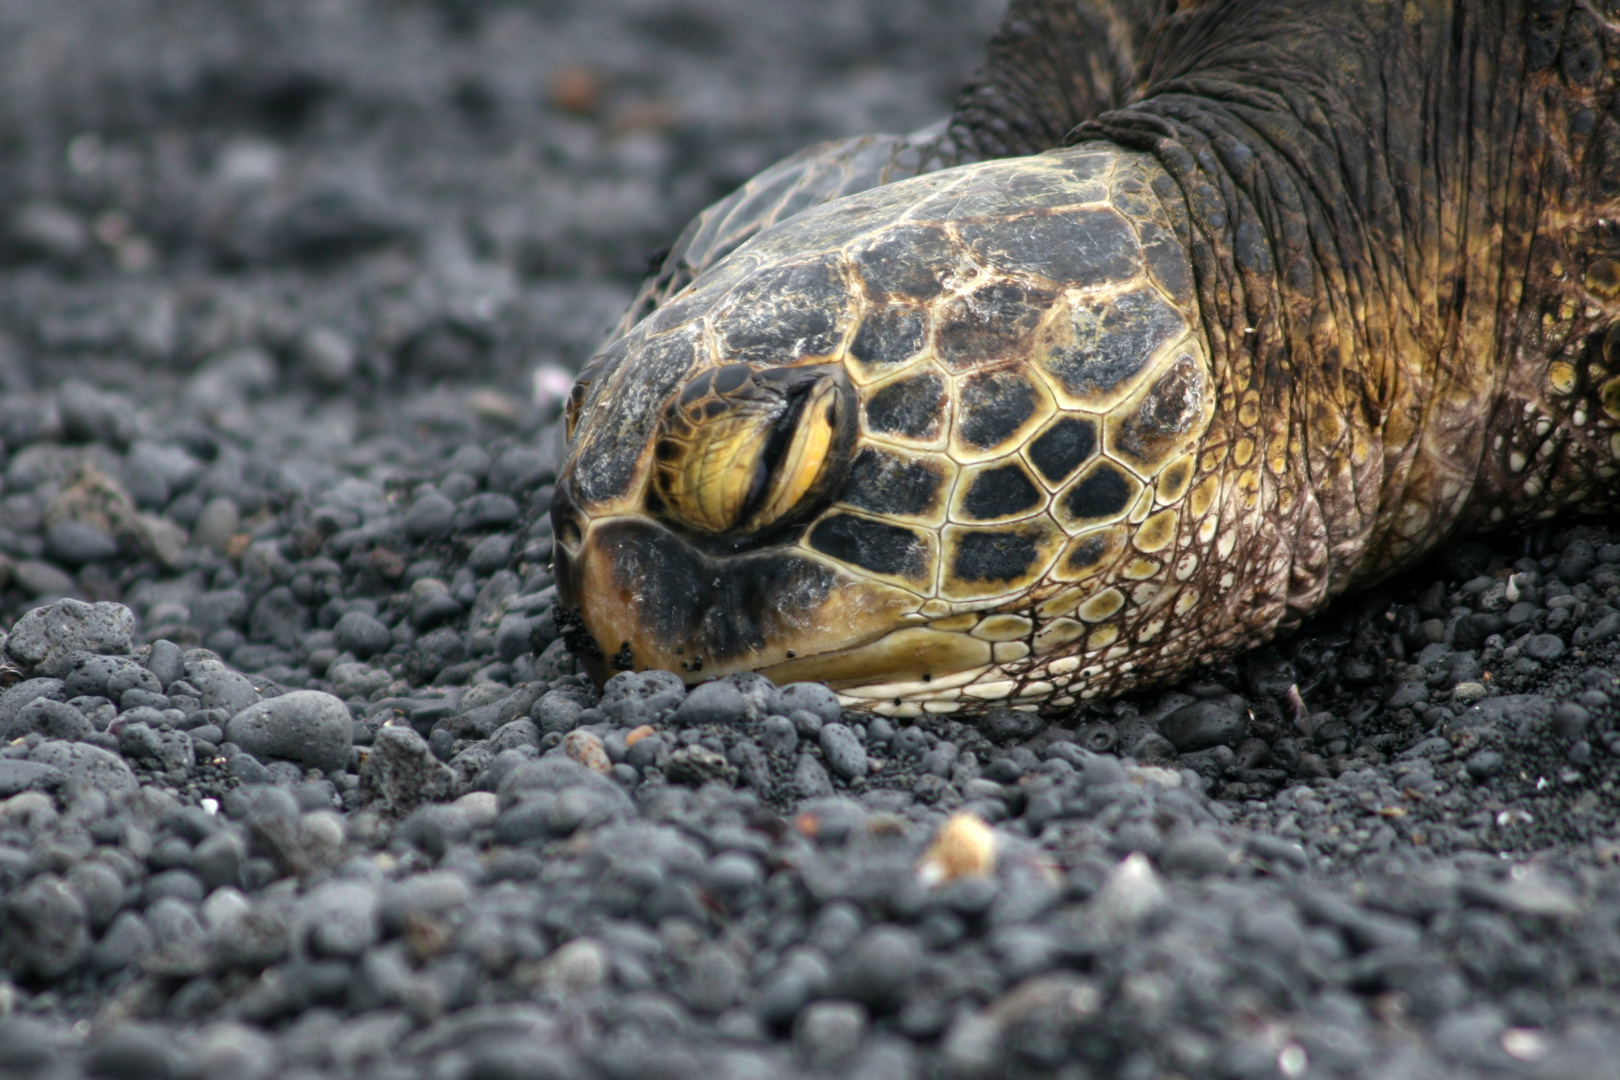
553,0,1620,717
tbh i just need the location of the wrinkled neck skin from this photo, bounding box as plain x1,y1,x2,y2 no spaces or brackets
1076,0,1620,652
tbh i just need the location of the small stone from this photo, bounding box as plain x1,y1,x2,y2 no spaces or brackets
84,1025,175,1080
184,656,261,714
1521,634,1567,662
44,522,118,567
1,697,92,742
666,744,737,786
772,682,843,724
144,639,185,691
403,493,456,541
1452,681,1489,705
467,533,513,575
1085,852,1167,936
564,730,612,774
359,723,456,816
917,812,997,886
13,561,75,598
681,944,743,1015
1158,698,1247,752
333,611,392,658
192,497,241,552
0,760,67,797
456,493,520,531
761,715,798,756
1158,828,1234,878
794,752,833,799
978,707,1042,744
224,690,353,772
795,1000,867,1073
819,722,869,781
299,880,380,957
6,873,89,978
672,680,748,726
540,938,609,995
6,599,135,676
27,740,136,796
89,910,154,974
835,927,921,1014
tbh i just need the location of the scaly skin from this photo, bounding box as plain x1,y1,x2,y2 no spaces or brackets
553,0,1620,715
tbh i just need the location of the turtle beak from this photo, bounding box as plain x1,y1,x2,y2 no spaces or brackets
551,489,919,686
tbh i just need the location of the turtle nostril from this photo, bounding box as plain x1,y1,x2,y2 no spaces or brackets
554,514,583,548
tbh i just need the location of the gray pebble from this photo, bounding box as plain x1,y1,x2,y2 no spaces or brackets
600,669,686,725
819,723,869,781
333,611,392,658
672,680,748,726
27,740,137,796
0,760,67,797
794,752,833,798
2,697,91,742
6,873,89,978
44,522,118,567
299,880,380,957
1521,633,1567,662
184,657,261,715
13,561,75,598
773,682,842,725
193,497,241,551
359,723,456,816
144,639,185,691
456,492,520,530
192,829,249,891
836,927,921,1013
83,1025,175,1080
89,910,154,974
64,862,123,930
1158,698,1248,752
796,1000,867,1073
5,599,135,676
468,532,513,575
761,715,798,756
404,492,456,540
224,690,353,773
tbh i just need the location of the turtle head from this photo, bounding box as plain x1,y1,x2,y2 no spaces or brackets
554,146,1217,715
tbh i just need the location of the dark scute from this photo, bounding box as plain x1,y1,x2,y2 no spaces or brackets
1028,417,1097,483
952,528,1042,584
809,514,929,579
714,254,847,364
864,372,946,440
571,328,697,505
850,223,958,299
1065,531,1113,573
958,207,1139,285
936,282,1052,371
1138,221,1194,306
1111,353,1207,469
840,448,942,518
595,520,835,662
957,369,1037,449
1065,465,1133,520
1042,286,1184,399
849,305,926,367
961,465,1042,520
713,363,750,394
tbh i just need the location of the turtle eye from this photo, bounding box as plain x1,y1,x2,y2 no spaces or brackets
652,364,847,535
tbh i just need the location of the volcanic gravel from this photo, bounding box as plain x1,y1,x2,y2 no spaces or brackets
1,3,1619,1079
